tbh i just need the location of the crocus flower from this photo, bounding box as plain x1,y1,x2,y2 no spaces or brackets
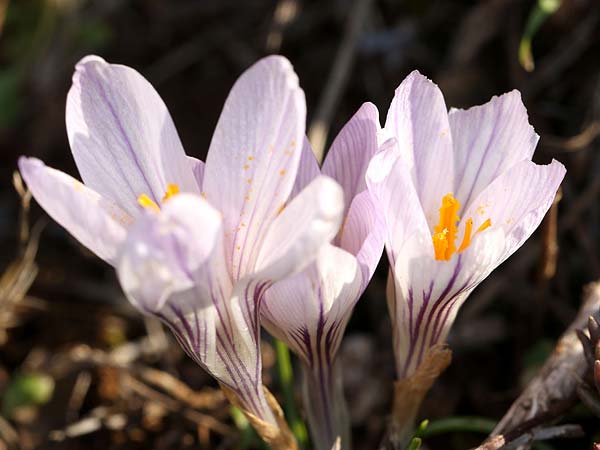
261,103,385,450
367,71,566,441
19,55,345,443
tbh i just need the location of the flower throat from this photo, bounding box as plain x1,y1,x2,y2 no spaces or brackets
432,193,491,261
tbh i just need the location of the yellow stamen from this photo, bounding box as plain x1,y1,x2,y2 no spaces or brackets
432,193,491,261
138,183,181,212
457,218,473,252
162,183,180,202
137,194,160,212
477,218,492,233
432,194,460,260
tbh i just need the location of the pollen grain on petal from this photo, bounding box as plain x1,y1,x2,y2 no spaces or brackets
277,202,286,216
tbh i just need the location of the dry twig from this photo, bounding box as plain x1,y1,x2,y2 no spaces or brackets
477,281,600,449
307,0,373,162
475,424,583,450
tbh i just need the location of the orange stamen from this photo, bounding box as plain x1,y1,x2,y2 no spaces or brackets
432,193,491,261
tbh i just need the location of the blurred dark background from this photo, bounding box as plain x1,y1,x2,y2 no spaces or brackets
0,0,600,449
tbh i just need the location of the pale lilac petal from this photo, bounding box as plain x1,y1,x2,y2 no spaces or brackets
262,245,360,450
290,137,320,199
116,193,229,314
450,91,539,208
388,226,505,377
262,245,361,364
366,140,430,269
386,159,565,377
202,56,306,280
116,194,274,422
254,175,344,281
187,156,205,189
19,157,129,265
462,158,565,263
66,55,198,217
384,71,454,226
322,102,380,215
340,190,385,289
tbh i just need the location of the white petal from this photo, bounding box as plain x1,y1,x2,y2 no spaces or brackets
19,157,129,265
384,71,454,225
322,102,380,215
66,55,198,216
290,137,320,199
202,56,306,280
449,90,539,208
462,158,566,263
254,175,344,281
262,245,361,363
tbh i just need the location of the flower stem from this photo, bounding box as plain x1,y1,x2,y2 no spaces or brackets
275,339,309,450
302,358,350,450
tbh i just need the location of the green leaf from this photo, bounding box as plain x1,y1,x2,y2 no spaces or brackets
519,0,562,71
2,373,55,417
406,436,422,450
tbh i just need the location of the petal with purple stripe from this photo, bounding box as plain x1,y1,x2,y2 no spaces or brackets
449,90,539,208
322,102,380,217
19,156,130,265
384,71,454,226
66,56,198,216
202,56,306,281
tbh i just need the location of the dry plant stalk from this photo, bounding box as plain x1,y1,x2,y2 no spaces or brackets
478,281,600,449
0,173,39,343
388,344,452,449
220,383,298,450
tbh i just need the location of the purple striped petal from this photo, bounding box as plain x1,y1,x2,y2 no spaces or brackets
387,227,504,377
116,193,275,423
322,102,380,217
202,56,306,281
66,56,198,216
449,91,539,209
340,190,385,289
290,137,320,199
377,78,566,379
462,158,565,263
19,157,130,265
384,71,454,226
117,193,229,313
262,245,361,364
261,245,360,450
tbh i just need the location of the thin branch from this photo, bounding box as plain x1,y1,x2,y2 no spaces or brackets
475,424,584,450
307,0,373,163
477,281,600,449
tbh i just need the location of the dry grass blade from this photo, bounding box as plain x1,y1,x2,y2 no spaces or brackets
0,173,43,344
